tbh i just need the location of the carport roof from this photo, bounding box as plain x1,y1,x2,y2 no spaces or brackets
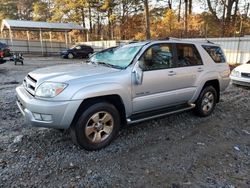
1,19,84,32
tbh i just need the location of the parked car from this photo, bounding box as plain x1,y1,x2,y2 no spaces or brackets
60,44,94,59
230,60,250,87
0,42,11,64
16,39,230,150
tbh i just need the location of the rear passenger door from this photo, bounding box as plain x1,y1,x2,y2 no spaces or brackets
174,43,204,99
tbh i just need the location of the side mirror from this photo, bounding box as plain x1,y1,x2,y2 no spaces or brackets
132,62,143,85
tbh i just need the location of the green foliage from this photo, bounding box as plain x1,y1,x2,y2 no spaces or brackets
33,1,50,21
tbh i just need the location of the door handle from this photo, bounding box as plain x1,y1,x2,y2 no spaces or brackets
168,71,176,76
197,67,204,72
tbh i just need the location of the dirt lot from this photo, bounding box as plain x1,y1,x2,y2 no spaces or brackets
0,58,250,188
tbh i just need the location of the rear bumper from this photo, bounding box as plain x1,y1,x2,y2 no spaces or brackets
16,85,82,129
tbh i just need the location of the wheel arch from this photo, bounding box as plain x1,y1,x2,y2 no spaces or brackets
70,94,127,129
202,79,220,103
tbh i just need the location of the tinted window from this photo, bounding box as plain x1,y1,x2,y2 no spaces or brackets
139,44,173,71
82,46,91,51
202,45,226,63
176,44,203,67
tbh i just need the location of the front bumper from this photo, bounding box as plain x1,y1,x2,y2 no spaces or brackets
16,85,82,129
230,76,250,87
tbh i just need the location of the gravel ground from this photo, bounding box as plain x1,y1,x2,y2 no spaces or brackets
0,58,250,188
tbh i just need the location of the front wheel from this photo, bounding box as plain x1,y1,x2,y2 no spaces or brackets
71,102,121,150
194,86,217,117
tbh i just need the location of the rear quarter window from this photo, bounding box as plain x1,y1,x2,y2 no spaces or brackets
202,45,226,63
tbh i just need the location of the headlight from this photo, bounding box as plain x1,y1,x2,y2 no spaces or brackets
35,82,68,98
231,70,240,77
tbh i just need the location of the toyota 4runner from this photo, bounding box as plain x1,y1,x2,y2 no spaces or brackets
16,39,230,150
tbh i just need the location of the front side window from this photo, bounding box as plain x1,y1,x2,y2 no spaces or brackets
202,45,226,63
176,44,203,67
139,44,173,71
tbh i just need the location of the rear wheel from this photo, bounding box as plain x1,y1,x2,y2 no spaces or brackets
194,86,217,117
67,53,74,59
71,102,121,150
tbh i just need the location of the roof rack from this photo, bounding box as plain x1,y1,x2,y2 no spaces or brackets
206,40,214,44
158,37,181,41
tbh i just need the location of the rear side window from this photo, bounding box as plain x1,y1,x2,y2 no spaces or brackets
202,45,226,63
176,44,203,67
81,46,90,50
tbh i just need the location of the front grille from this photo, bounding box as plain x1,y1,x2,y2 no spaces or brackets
241,72,250,78
23,74,37,96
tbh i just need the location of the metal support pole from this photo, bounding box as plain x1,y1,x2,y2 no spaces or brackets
9,28,13,47
49,31,53,53
39,28,44,56
65,31,68,48
86,31,89,42
68,32,72,45
26,31,30,53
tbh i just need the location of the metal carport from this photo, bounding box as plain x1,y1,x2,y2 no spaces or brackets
0,19,85,55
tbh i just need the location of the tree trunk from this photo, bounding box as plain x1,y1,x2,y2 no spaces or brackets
168,0,172,9
88,3,93,34
178,0,181,22
144,0,151,39
207,0,219,20
222,2,226,37
188,0,192,14
97,12,101,39
226,0,234,21
80,8,86,28
233,0,239,22
108,10,112,39
184,0,188,37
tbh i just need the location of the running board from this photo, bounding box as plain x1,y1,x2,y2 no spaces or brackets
127,103,196,124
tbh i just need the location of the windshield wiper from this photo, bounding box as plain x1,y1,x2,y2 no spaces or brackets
95,61,122,69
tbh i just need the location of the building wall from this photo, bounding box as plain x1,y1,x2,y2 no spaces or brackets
187,36,250,64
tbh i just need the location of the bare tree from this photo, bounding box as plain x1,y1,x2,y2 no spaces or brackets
144,0,151,39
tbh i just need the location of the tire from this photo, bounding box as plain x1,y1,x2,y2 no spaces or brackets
71,102,121,150
67,53,74,59
194,86,217,117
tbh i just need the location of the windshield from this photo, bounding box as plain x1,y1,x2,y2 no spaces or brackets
70,45,81,50
89,44,144,69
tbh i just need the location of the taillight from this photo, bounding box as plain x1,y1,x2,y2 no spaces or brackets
0,51,3,58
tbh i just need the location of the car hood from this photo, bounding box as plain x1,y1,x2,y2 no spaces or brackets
29,63,121,84
235,64,250,73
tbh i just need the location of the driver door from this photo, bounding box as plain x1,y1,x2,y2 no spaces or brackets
132,43,195,113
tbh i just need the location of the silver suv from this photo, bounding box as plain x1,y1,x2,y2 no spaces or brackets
16,39,230,150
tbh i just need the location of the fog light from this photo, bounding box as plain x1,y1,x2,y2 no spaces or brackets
42,114,52,121
33,113,52,122
33,113,42,120
41,114,52,122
